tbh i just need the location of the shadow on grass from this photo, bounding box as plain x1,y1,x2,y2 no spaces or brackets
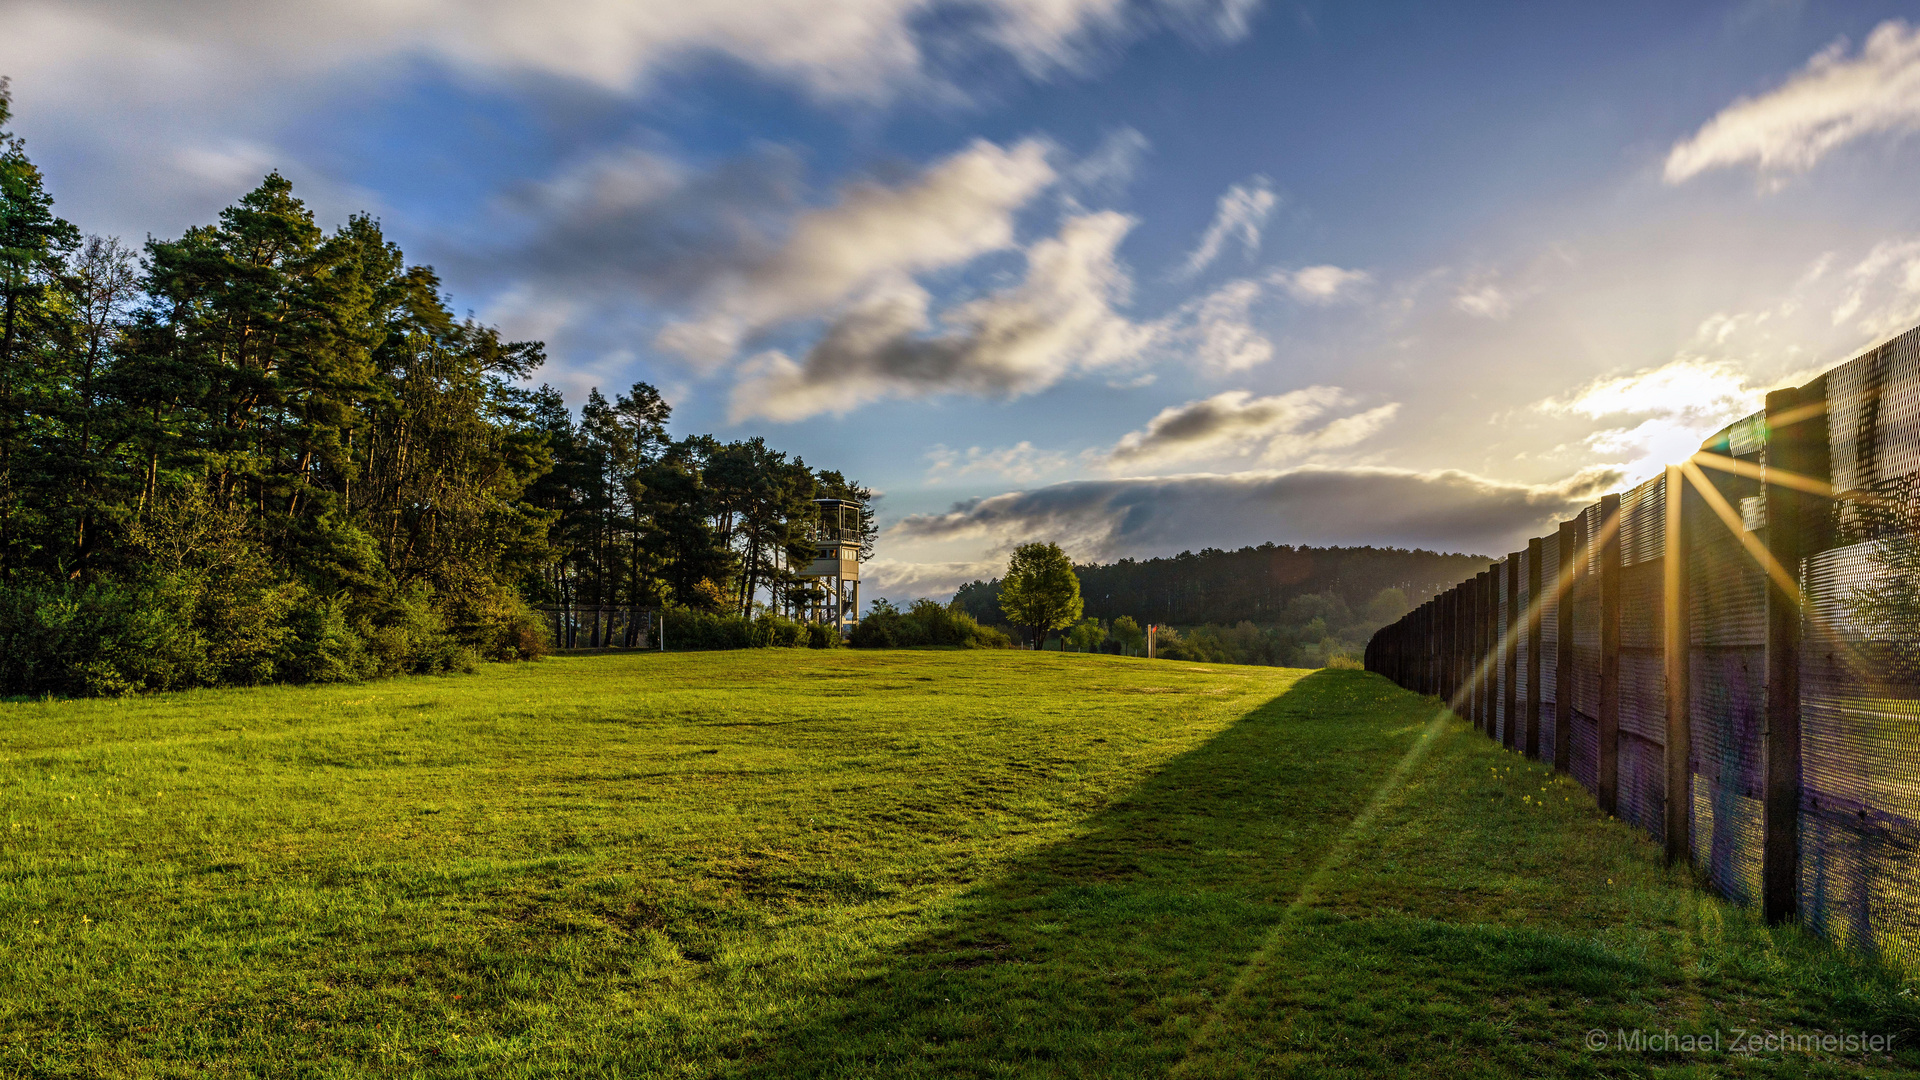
723,669,1653,1079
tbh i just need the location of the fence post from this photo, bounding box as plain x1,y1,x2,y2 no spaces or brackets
1413,599,1428,691
1485,569,1498,735
1484,568,1497,734
1421,601,1432,694
1598,493,1623,816
1468,575,1481,727
1555,519,1577,773
1762,384,1824,923
1446,587,1459,702
1504,553,1520,751
1475,571,1491,732
1664,464,1693,866
1526,536,1543,760
1453,585,1464,704
1429,600,1439,696
1468,572,1479,729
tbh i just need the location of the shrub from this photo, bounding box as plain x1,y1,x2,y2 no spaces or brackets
806,622,840,649
849,598,1010,650
652,608,814,652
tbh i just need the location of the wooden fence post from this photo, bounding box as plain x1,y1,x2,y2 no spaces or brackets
1526,536,1543,760
1664,464,1692,866
1598,492,1623,816
1762,384,1824,923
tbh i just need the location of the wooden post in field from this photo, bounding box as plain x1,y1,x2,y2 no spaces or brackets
1762,384,1824,923
1598,492,1623,817
1663,464,1692,866
1555,519,1577,774
1526,536,1544,761
1497,549,1512,745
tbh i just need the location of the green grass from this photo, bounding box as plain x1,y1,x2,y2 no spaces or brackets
0,652,1912,1077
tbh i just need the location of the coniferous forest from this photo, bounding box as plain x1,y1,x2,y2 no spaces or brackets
0,88,871,696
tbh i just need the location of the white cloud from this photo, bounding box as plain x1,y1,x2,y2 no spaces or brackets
1105,387,1398,467
889,465,1621,563
1533,355,1788,481
924,441,1072,483
1,0,1261,110
1176,177,1276,278
727,210,1156,420
1454,279,1515,320
1665,19,1920,183
0,0,1259,238
658,138,1058,365
1537,356,1764,423
1833,238,1920,337
1182,278,1273,372
1270,264,1371,304
861,556,1010,601
1064,127,1151,195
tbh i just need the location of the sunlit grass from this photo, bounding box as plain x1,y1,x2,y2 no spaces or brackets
0,652,1910,1077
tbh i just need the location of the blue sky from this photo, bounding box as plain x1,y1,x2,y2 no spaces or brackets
8,0,1920,598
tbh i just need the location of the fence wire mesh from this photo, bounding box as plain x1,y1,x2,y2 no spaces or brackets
1364,322,1920,970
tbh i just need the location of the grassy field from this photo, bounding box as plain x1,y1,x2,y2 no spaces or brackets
0,651,1913,1078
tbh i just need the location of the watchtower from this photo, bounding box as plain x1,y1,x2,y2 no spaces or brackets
800,498,864,635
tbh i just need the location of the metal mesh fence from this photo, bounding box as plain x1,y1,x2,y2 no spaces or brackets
1496,558,1509,746
1690,427,1767,906
1363,321,1920,970
1517,548,1531,752
1538,533,1560,766
1570,506,1601,796
1619,475,1667,843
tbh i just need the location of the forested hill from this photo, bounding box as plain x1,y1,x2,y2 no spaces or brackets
955,544,1492,630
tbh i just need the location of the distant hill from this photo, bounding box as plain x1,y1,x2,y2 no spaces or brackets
953,543,1493,664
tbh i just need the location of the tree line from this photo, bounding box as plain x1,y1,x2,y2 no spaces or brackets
955,542,1490,667
0,85,870,696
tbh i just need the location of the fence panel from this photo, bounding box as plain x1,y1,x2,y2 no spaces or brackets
1538,532,1560,766
1495,558,1509,745
1570,504,1603,796
1797,326,1920,968
1517,547,1532,754
1364,321,1920,969
1619,474,1668,843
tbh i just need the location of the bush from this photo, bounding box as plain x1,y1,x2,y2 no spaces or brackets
807,622,840,649
652,607,814,652
849,598,1010,650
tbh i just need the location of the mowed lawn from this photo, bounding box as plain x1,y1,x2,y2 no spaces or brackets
0,652,1913,1078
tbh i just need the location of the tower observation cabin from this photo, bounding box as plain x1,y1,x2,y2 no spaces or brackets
800,498,864,636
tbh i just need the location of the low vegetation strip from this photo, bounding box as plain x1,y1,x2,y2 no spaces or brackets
0,655,1911,1077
